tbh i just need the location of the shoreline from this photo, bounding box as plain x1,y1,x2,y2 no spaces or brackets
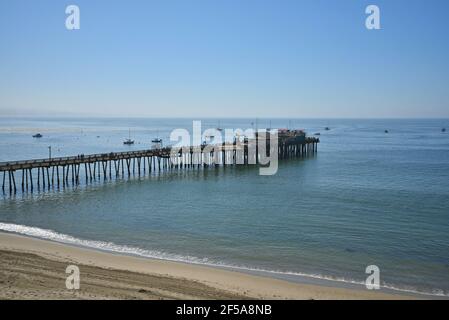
0,232,416,300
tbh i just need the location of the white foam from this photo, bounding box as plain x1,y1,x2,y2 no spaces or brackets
0,222,447,297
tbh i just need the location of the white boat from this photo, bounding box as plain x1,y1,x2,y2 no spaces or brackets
216,120,223,131
123,129,134,145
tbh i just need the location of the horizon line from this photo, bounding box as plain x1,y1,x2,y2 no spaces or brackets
1,115,448,120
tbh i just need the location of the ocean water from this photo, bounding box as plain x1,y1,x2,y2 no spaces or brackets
1,117,449,297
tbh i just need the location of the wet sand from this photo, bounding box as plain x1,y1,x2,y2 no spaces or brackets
0,232,414,300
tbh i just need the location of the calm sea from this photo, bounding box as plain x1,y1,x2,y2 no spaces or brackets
1,117,448,297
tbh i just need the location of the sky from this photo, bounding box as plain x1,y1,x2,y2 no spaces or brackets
0,0,448,118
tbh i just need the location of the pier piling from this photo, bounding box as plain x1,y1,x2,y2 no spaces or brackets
0,132,319,195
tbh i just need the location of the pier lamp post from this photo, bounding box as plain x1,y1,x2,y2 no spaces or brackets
48,146,52,160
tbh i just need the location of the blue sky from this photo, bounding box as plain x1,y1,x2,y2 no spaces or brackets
0,0,448,117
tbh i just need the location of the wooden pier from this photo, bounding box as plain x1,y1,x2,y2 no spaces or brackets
1,131,319,195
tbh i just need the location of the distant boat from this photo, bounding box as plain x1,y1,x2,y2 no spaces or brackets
151,130,163,148
123,139,134,145
123,129,134,145
385,130,389,133
151,137,162,149
216,120,223,131
442,128,446,133
325,127,330,131
314,132,321,136
32,133,43,138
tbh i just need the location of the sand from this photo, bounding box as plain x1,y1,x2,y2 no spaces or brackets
0,232,414,300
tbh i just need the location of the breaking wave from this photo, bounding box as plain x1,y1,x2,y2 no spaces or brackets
0,222,447,298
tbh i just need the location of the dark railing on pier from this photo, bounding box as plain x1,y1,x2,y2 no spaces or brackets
1,134,319,194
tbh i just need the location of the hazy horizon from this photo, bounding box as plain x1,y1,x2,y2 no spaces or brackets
1,113,449,121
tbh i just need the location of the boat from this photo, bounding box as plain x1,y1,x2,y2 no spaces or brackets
216,120,223,131
314,132,321,136
325,127,330,131
123,129,134,145
385,130,389,133
151,129,163,149
32,133,43,138
123,139,134,145
151,137,162,149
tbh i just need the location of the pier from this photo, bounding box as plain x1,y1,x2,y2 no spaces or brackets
1,131,319,194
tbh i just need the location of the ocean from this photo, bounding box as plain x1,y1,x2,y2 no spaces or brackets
0,117,448,297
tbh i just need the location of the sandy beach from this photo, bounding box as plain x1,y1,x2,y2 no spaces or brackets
0,232,415,300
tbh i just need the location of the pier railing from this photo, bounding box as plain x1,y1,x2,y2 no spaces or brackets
1,135,319,194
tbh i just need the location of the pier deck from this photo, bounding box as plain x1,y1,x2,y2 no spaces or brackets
1,134,319,194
